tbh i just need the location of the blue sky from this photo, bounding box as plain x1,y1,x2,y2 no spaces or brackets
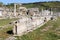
0,0,60,4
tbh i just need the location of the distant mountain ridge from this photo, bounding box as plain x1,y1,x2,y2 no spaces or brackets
22,1,60,10
0,1,60,11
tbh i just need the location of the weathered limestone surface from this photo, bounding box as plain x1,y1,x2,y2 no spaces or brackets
13,15,52,36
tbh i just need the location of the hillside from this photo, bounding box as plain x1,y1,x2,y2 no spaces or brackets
23,1,60,11
0,1,59,11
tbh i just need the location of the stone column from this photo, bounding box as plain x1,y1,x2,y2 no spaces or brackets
14,4,16,17
13,21,17,35
41,8,43,16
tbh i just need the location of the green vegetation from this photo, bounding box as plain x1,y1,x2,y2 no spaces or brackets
0,1,60,11
15,18,60,40
0,18,18,26
23,1,60,10
0,1,60,40
0,26,13,39
0,18,18,39
0,2,3,7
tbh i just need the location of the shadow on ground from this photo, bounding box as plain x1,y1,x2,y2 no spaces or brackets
6,30,13,35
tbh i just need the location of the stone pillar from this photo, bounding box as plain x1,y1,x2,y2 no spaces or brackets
13,21,17,35
14,4,16,17
41,8,43,16
13,25,17,35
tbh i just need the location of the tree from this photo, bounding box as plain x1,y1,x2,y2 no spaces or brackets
0,2,3,7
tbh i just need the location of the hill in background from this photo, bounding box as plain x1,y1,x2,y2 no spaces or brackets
0,1,60,11
23,1,60,9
